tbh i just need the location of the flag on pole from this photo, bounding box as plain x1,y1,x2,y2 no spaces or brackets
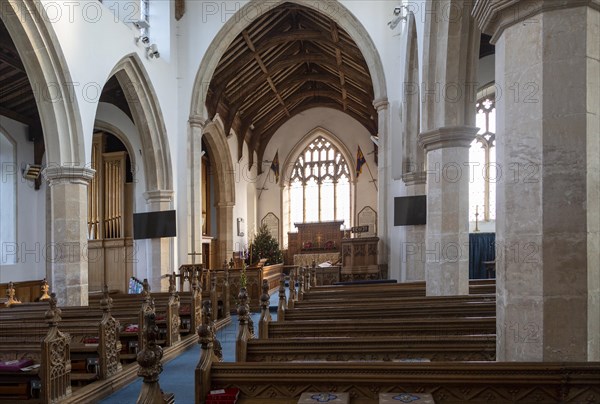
270,151,280,183
356,146,366,177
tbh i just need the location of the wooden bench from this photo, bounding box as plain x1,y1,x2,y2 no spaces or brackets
242,335,496,362
0,287,122,382
196,361,600,403
266,317,496,339
0,294,71,403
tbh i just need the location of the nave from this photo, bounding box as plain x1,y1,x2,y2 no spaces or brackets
1,270,599,404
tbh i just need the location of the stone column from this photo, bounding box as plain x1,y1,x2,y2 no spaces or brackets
402,173,426,281
473,0,600,361
216,202,234,266
43,165,95,306
374,99,390,279
419,126,478,296
188,118,204,265
144,190,174,291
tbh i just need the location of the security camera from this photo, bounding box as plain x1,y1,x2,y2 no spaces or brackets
137,35,150,45
146,44,160,59
388,5,408,30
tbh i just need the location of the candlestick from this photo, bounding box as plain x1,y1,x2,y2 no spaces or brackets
474,205,480,233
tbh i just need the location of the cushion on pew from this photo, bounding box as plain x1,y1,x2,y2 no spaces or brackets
0,359,33,372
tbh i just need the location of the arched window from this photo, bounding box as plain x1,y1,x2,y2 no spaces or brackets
288,136,351,229
0,132,17,264
469,96,496,224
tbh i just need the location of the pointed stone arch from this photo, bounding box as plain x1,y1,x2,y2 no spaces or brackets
188,0,389,270
420,0,481,131
1,0,85,166
189,0,387,121
98,54,175,290
199,118,236,265
1,1,93,305
401,12,425,185
108,54,173,194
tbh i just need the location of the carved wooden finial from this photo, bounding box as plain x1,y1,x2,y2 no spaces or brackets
137,313,162,379
40,279,51,301
45,293,61,326
237,287,248,323
223,260,228,270
278,274,286,320
202,300,222,360
259,279,271,339
229,257,235,269
168,273,176,294
136,312,173,403
100,285,113,313
5,281,21,306
192,267,202,293
142,278,151,299
260,280,270,309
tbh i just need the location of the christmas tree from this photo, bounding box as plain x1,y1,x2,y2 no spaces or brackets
248,224,283,266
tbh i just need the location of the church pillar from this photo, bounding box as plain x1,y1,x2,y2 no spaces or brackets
473,0,600,361
189,118,204,265
216,202,234,267
374,99,390,279
43,165,95,306
419,127,478,296
402,174,426,281
144,190,174,291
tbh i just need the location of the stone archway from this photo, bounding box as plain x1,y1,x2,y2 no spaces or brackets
2,1,92,305
188,0,389,270
189,0,387,120
1,0,86,166
187,117,236,267
108,54,173,194
103,54,174,290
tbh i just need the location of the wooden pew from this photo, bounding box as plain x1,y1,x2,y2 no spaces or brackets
0,294,71,403
88,277,186,349
242,335,496,362
283,300,496,321
196,361,600,404
0,287,122,383
300,278,495,301
266,317,496,338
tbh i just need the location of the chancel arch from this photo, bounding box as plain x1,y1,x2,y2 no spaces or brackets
189,0,388,268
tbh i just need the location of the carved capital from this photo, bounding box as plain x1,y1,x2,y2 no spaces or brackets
402,171,427,186
373,98,389,112
418,126,479,152
42,165,95,186
143,189,174,203
189,115,209,129
473,0,600,43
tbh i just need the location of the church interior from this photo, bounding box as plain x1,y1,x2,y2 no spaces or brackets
0,0,599,403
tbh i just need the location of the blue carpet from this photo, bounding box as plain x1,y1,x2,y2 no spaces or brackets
99,289,292,404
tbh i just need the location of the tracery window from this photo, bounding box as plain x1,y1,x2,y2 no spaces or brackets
289,137,351,228
469,96,496,223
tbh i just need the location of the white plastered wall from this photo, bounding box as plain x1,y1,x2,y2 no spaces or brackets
0,117,47,282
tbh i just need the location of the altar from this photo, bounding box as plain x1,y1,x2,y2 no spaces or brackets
287,221,380,284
